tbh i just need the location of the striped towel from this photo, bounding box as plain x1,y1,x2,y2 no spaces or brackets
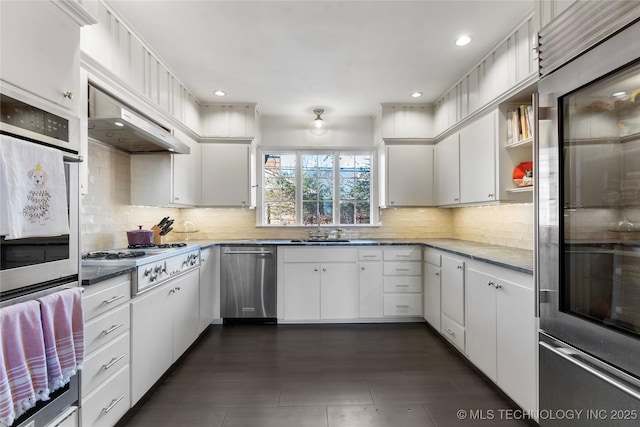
0,300,50,427
37,288,84,392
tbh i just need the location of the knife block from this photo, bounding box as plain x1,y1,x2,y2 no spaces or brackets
151,225,165,245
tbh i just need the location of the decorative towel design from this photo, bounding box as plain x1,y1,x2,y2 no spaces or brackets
37,288,84,393
0,301,50,427
0,134,69,239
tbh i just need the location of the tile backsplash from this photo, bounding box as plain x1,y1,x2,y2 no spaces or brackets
81,142,534,252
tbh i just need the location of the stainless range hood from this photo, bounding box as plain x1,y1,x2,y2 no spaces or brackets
88,85,190,154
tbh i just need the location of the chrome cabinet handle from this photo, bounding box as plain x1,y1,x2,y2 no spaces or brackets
395,254,410,258
495,284,503,289
457,265,463,270
488,193,494,198
361,266,366,271
102,323,124,335
362,255,378,258
103,295,125,305
102,355,125,370
395,268,410,271
322,267,327,272
395,284,410,288
396,305,410,308
313,267,319,272
454,197,459,202
435,272,440,277
446,328,455,336
174,286,181,291
487,281,495,287
63,91,74,99
102,395,125,413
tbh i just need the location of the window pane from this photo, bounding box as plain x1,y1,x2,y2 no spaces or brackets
355,179,370,201
263,153,296,224
340,201,355,224
302,201,318,225
340,178,355,199
355,201,370,224
265,202,296,225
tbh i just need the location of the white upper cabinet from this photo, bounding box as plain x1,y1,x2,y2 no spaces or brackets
200,143,251,207
382,144,435,207
433,13,536,136
201,105,260,139
435,133,460,206
376,105,433,140
1,1,86,112
459,111,497,204
130,134,201,206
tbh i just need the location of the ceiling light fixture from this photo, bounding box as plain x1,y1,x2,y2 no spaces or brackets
114,121,124,127
455,35,472,46
309,109,328,136
612,91,627,97
214,90,226,97
410,92,423,98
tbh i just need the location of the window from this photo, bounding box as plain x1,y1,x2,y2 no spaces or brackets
262,151,372,226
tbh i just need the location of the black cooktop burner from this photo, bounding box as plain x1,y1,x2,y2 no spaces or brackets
82,251,146,260
127,243,187,249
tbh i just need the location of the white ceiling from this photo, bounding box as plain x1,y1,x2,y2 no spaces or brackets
106,0,534,119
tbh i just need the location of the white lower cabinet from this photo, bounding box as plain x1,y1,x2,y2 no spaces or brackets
282,248,358,321
440,255,465,351
130,269,200,404
358,249,383,318
423,249,442,331
199,247,218,330
465,261,536,413
382,247,423,317
81,274,132,427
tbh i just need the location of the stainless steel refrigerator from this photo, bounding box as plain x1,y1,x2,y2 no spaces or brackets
537,6,640,425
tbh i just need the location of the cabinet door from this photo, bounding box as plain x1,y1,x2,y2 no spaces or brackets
423,263,441,331
386,145,434,206
172,269,200,360
435,134,460,205
199,248,215,331
321,263,358,320
201,143,250,207
465,268,497,381
1,1,79,111
283,263,320,320
173,134,201,205
441,256,465,325
130,154,173,206
496,277,536,412
459,112,497,203
130,284,173,405
359,262,383,318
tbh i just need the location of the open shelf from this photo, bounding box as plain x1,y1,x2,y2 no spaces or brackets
506,186,534,193
506,137,533,149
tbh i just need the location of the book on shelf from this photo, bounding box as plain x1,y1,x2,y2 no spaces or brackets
506,104,532,145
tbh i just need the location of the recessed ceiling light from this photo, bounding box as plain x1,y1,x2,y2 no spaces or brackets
410,92,423,98
214,90,226,97
455,35,472,46
612,91,627,97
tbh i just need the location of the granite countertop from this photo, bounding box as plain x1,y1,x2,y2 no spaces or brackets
82,265,136,286
188,238,534,274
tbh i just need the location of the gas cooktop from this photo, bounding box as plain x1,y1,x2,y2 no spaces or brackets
81,243,199,267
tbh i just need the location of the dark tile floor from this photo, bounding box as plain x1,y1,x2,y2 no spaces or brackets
120,323,534,427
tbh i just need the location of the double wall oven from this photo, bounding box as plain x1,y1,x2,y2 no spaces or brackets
0,85,82,427
538,6,640,424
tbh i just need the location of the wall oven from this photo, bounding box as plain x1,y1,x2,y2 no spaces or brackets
538,7,640,423
0,85,81,293
0,85,82,427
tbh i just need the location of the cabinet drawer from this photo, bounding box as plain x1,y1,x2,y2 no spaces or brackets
284,247,357,263
383,276,422,293
85,304,130,355
383,261,421,276
383,294,422,316
81,333,130,398
423,250,441,266
81,365,130,427
383,247,421,261
441,315,465,352
358,249,382,261
83,278,131,321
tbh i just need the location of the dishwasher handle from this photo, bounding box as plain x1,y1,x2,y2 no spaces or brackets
223,249,273,255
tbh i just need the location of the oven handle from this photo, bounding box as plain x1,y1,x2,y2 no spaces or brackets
63,153,83,163
540,341,640,400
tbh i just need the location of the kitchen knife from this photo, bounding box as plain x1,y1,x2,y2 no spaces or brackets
160,226,173,236
162,219,174,230
157,216,170,227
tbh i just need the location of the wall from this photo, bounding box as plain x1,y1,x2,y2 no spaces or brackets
82,141,534,252
81,141,179,252
261,115,373,148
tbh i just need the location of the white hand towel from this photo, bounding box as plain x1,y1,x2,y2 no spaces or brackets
0,135,69,239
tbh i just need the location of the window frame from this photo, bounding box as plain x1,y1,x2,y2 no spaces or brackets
258,149,377,227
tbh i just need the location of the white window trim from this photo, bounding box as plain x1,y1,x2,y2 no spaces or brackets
257,148,379,227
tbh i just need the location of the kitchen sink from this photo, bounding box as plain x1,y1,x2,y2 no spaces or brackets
290,239,351,243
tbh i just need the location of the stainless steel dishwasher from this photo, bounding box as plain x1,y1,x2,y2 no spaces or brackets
220,245,277,322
